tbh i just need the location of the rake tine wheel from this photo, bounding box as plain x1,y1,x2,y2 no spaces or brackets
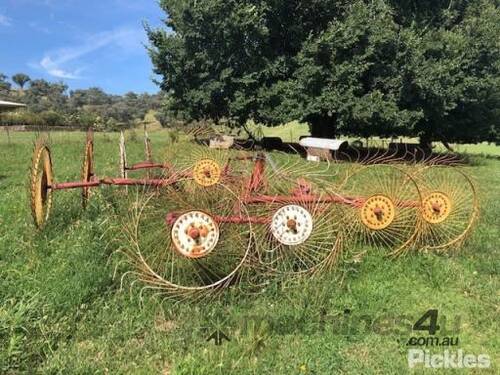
407,165,478,254
245,153,344,279
30,136,54,229
337,164,422,256
122,179,253,299
81,129,94,208
251,187,343,279
174,144,253,189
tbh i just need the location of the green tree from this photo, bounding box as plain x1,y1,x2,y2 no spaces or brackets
69,87,111,107
24,79,68,112
399,0,500,145
11,73,31,90
149,0,500,143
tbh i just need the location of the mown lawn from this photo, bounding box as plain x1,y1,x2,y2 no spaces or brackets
0,130,498,374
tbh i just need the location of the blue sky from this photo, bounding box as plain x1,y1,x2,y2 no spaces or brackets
0,0,167,94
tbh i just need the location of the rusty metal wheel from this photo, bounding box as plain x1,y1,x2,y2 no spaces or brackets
81,129,94,208
171,145,253,191
30,137,54,229
122,180,253,299
412,166,478,252
337,164,422,256
248,173,343,278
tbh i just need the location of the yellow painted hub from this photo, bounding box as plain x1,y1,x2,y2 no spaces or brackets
193,159,221,187
360,195,395,230
422,192,451,224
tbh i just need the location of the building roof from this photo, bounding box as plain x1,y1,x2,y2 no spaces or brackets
0,100,27,110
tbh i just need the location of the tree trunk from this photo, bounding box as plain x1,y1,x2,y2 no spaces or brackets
441,140,455,152
306,113,337,139
419,132,433,153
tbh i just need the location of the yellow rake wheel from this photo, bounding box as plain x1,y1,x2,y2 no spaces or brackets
413,166,478,252
170,144,252,191
81,130,94,208
338,164,422,255
30,138,54,229
192,158,222,187
122,181,253,300
360,195,396,230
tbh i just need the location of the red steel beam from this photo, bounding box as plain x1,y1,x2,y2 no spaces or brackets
165,212,269,226
126,161,171,170
241,194,363,207
51,176,181,190
51,180,101,190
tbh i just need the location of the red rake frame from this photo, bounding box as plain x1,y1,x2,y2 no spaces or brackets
162,154,423,280
166,154,421,225
30,131,253,229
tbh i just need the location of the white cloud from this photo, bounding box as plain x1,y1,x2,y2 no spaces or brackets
0,14,12,26
39,57,83,79
36,27,145,80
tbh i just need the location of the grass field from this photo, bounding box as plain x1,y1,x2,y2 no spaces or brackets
0,129,499,374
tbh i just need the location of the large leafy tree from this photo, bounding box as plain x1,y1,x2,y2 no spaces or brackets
149,0,499,143
401,0,500,144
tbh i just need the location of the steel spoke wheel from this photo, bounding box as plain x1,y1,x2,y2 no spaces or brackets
413,166,478,252
123,181,253,299
249,178,343,278
337,164,421,255
171,145,253,190
30,137,54,229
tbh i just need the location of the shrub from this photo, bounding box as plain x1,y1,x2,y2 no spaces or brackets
0,111,39,126
40,111,65,126
75,111,99,128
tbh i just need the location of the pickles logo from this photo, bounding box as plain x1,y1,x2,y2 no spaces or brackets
408,349,491,369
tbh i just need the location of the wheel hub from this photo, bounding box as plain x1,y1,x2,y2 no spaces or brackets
271,205,313,245
193,159,221,187
422,192,451,224
361,195,395,230
171,211,220,258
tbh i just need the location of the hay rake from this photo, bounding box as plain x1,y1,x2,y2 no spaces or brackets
124,147,478,299
29,131,479,300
